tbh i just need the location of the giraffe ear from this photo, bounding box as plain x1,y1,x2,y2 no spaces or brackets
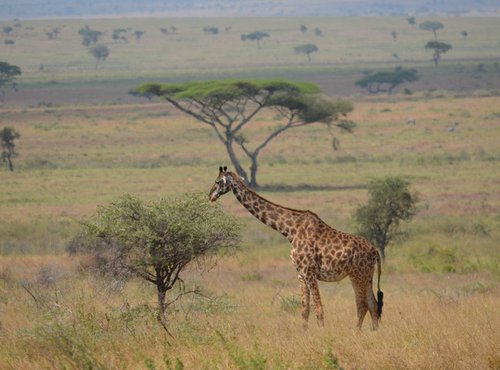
219,166,223,173
223,166,227,172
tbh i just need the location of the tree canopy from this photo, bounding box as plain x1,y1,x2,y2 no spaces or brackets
78,25,103,46
354,176,418,260
294,43,319,62
68,192,240,331
419,20,444,40
355,67,418,94
0,61,21,101
1,126,20,172
131,79,354,187
241,31,270,48
89,45,110,69
425,41,452,66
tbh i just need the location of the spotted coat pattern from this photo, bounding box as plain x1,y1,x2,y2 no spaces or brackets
209,168,383,329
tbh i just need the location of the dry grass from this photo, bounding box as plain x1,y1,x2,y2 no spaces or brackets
1,67,500,367
2,16,500,107
0,255,499,369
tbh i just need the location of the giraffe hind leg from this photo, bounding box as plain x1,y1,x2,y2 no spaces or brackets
366,281,379,330
350,277,368,329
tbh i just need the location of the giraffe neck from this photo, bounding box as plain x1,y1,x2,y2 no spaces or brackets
228,174,302,239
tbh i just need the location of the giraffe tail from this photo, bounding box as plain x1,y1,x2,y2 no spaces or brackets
376,252,384,318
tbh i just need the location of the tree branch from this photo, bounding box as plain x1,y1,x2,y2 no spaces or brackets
164,97,214,126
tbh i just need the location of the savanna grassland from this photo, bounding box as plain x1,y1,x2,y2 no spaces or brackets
1,16,500,369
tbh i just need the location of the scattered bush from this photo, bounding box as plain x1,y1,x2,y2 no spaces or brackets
279,295,301,313
354,176,418,260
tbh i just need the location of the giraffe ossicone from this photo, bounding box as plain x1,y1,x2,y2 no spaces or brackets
209,166,384,330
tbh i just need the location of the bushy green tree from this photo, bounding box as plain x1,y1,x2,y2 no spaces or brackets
314,27,323,37
89,45,110,69
294,43,319,62
130,79,354,187
1,126,20,172
133,30,144,40
2,26,13,35
240,31,270,48
78,26,102,46
0,61,21,101
68,192,240,331
203,26,219,35
355,67,418,95
354,177,418,261
425,41,452,66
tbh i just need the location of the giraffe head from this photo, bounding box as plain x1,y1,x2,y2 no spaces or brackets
209,166,232,202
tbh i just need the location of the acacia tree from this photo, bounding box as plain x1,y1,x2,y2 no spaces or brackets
89,45,110,69
294,43,319,62
1,126,20,172
0,61,21,101
241,31,270,48
355,67,418,95
133,30,144,41
354,177,418,261
68,193,240,332
419,20,444,40
78,26,102,46
2,26,13,35
131,79,354,187
425,41,452,66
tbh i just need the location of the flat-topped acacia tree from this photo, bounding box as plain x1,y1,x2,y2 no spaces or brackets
131,79,354,187
355,67,418,95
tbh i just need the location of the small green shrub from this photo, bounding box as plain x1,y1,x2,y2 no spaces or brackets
241,271,263,281
216,331,267,370
322,348,344,370
279,295,301,313
409,244,474,273
185,294,237,315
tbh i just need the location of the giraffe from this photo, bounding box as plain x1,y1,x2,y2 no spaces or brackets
209,166,384,330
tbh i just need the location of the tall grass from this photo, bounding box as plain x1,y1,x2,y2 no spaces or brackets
0,255,498,369
0,66,499,367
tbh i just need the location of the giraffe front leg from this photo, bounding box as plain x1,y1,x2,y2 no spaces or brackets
298,275,310,330
305,275,324,327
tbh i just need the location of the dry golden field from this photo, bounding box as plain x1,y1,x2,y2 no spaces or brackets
1,94,499,369
0,253,499,369
1,15,500,370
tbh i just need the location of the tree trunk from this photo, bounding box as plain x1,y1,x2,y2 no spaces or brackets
249,156,258,188
223,139,248,182
379,246,386,262
156,287,173,336
157,288,167,325
6,156,13,172
433,51,439,66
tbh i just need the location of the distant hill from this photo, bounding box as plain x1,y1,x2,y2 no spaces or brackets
1,0,499,20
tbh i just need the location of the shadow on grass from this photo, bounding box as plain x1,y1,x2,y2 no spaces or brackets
257,183,367,193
